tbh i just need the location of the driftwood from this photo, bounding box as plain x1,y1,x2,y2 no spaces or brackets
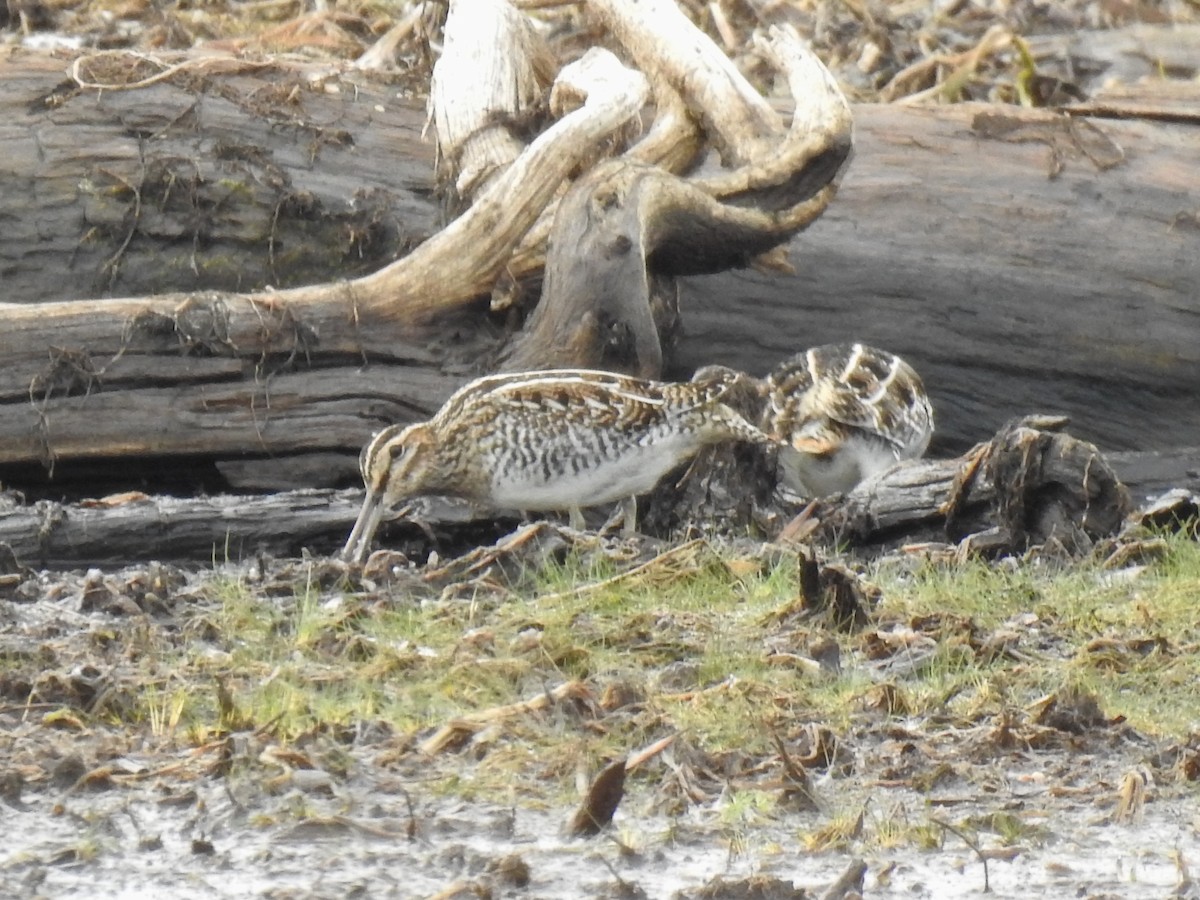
0,0,863,499
0,420,1188,569
0,489,362,569
818,416,1134,554
0,4,1196,524
0,63,1197,503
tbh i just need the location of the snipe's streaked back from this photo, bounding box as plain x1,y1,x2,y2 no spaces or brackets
764,342,933,498
341,368,769,561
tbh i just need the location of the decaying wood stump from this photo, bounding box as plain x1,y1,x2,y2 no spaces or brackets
644,413,1141,555
824,416,1132,554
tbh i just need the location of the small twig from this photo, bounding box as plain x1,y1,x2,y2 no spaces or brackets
933,818,990,892
819,858,868,900
402,788,419,841
625,734,677,771
537,538,706,604
268,198,284,285
884,26,1012,104
596,856,638,888
71,52,271,91
98,160,144,290
418,680,592,755
0,702,60,716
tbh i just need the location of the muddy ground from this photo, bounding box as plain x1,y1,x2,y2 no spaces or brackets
3,521,1200,899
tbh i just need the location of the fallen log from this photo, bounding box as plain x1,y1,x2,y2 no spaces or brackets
0,489,363,571
0,34,1198,498
818,416,1134,555
680,87,1200,456
1,423,1191,569
1,10,855,494
0,53,438,301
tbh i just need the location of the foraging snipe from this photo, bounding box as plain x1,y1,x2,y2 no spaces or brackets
341,368,770,561
764,343,933,497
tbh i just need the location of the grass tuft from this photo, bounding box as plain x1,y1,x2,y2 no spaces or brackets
91,529,1200,845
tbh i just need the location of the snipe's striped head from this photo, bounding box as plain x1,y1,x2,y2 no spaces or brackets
341,421,446,563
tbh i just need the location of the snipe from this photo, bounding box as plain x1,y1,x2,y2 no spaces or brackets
342,368,769,561
764,343,933,497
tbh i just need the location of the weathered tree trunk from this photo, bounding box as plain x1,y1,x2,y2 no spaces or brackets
0,39,1198,500
1,54,440,300
1,5,856,498
677,93,1200,456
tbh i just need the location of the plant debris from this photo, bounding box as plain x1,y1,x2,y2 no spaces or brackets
7,0,1196,106
1,517,1198,896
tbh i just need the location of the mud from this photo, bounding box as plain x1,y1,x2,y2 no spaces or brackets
4,723,1196,898
9,790,1196,898
2,553,1198,899
5,726,1197,899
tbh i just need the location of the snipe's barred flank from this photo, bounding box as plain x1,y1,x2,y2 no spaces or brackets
342,368,770,562
764,343,933,498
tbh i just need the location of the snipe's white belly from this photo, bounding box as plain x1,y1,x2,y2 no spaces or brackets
487,430,700,511
779,435,903,498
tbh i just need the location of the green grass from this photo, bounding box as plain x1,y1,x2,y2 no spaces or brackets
103,531,1200,816
876,534,1200,735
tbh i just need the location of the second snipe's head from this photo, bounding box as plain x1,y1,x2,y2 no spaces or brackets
341,422,444,563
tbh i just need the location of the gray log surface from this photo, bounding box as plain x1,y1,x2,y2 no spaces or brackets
0,54,1196,499
1,54,437,300
679,100,1200,455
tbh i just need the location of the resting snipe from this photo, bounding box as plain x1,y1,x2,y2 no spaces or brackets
342,368,769,561
764,343,933,497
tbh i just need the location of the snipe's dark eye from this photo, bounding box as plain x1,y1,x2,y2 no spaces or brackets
361,425,407,478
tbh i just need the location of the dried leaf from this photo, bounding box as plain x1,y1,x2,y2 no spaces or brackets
569,757,627,837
